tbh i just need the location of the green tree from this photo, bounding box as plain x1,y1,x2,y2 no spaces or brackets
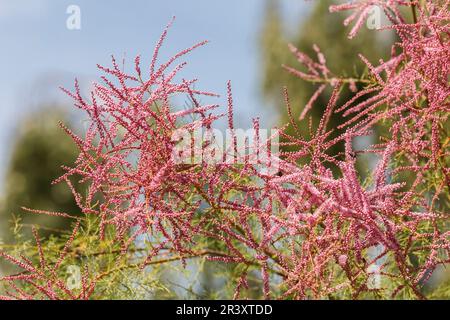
260,0,392,168
0,108,80,242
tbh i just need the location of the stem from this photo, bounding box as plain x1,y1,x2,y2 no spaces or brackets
94,249,285,280
411,1,418,24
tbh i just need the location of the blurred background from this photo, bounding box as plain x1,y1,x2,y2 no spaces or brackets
0,0,446,298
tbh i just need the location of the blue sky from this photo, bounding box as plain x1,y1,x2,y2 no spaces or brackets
0,0,309,188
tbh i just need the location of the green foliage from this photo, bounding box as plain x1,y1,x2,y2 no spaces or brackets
0,215,265,299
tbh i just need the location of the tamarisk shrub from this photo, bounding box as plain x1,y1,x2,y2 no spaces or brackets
1,1,449,299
